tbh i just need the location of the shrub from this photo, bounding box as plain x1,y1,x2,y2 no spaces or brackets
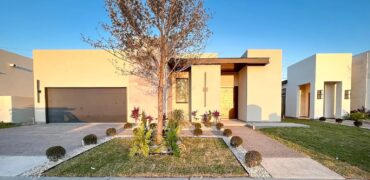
124,123,133,129
319,117,326,121
245,151,262,167
133,128,139,134
194,123,201,129
106,128,117,136
354,120,363,127
129,122,152,157
46,146,66,162
335,118,343,124
149,123,157,129
223,129,232,137
171,109,184,122
165,121,180,157
230,136,243,147
83,134,97,145
350,112,365,121
212,110,220,122
216,122,224,130
130,107,140,122
193,128,202,136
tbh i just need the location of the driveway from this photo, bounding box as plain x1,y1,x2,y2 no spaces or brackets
0,123,124,176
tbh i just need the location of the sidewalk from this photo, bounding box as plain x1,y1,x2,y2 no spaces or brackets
229,126,344,179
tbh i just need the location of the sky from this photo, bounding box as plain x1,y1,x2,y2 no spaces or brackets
1,0,370,79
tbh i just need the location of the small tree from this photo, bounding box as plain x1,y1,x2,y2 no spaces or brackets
84,0,211,144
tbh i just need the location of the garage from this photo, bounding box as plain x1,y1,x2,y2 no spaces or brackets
46,88,127,123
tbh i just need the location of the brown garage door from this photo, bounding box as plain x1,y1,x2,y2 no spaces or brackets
46,88,127,123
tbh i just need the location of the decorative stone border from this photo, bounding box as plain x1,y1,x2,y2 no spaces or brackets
182,135,271,178
20,135,133,177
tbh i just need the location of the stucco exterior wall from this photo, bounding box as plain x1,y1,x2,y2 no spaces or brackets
33,50,143,123
0,50,34,123
315,54,352,118
351,51,369,110
240,49,282,122
190,65,221,121
286,56,316,118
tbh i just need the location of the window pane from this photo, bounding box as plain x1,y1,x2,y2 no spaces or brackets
176,78,189,103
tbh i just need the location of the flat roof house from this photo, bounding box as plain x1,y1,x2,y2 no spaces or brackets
0,49,34,123
33,49,282,123
285,53,352,119
351,51,370,110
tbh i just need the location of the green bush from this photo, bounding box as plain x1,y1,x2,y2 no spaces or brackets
124,123,133,129
129,122,152,157
133,128,139,134
223,129,232,137
350,112,365,121
171,109,184,122
216,122,224,130
83,134,97,145
194,123,201,129
46,146,66,162
165,121,180,157
193,128,202,136
335,118,343,124
319,117,326,121
230,136,243,147
149,123,157,129
106,128,117,136
245,150,262,167
354,120,363,127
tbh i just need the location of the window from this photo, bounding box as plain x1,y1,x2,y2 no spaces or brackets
345,90,351,99
317,90,323,99
176,78,189,103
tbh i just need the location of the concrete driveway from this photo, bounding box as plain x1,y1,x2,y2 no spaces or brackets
0,123,124,176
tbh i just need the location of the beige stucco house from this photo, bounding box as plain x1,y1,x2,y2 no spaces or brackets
33,49,282,123
0,49,34,123
351,51,370,111
285,53,352,119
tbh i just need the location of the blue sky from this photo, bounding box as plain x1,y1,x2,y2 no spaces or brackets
1,0,370,79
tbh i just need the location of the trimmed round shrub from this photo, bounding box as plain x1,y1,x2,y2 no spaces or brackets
46,146,66,162
106,128,117,136
319,117,326,121
216,122,224,130
350,112,365,121
83,134,97,145
354,120,363,127
124,123,133,129
230,136,243,147
335,118,343,124
149,123,157,129
194,123,202,129
193,128,203,136
245,150,262,167
223,129,232,137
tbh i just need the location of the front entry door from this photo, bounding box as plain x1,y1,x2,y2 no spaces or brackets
221,87,237,119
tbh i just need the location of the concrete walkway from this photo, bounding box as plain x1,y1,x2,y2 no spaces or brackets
230,126,344,179
324,119,370,130
0,123,124,176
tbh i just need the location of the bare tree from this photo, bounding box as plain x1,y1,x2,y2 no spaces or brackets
84,0,211,144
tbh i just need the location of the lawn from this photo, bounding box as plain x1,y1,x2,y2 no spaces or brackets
0,122,19,129
45,137,246,177
260,118,370,179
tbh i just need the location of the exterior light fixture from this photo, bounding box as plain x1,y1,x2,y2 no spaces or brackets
317,90,323,99
345,90,351,99
9,63,16,67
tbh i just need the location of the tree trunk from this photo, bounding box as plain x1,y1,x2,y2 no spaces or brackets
156,64,165,145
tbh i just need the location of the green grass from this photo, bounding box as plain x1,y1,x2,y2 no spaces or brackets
0,122,19,129
45,137,246,177
260,118,370,179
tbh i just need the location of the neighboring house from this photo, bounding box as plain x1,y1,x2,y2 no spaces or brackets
0,49,34,123
351,51,370,111
285,54,352,119
33,49,282,123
